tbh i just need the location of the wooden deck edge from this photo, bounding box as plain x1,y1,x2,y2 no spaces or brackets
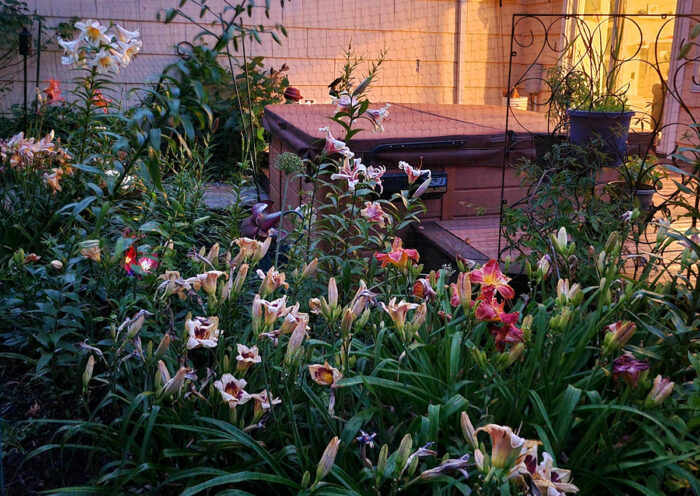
412,222,491,263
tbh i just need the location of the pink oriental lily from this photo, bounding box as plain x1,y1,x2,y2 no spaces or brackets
361,201,389,228
365,104,391,131
364,165,386,193
331,157,366,191
469,260,515,300
320,127,353,157
398,161,427,184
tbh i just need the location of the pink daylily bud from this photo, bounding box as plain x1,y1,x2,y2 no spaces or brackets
603,321,636,354
645,374,674,407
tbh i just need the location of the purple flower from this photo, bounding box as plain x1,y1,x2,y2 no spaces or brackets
612,353,650,387
241,201,282,238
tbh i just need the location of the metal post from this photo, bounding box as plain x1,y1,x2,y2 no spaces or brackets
19,26,32,131
33,20,42,115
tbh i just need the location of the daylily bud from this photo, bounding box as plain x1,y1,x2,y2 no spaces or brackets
644,375,674,407
455,272,471,313
603,321,636,354
460,411,478,449
553,227,568,254
300,258,318,279
428,269,438,288
328,278,338,308
605,231,620,256
251,294,263,334
82,355,95,390
284,324,307,366
155,333,171,359
409,302,427,333
396,434,413,471
160,366,187,397
598,277,611,307
521,314,533,341
413,173,432,199
314,436,340,486
340,307,355,336
550,306,571,332
127,310,148,339
301,471,311,489
206,243,220,264
474,448,485,472
49,259,63,270
355,308,371,330
502,342,525,368
376,444,388,480
536,255,551,282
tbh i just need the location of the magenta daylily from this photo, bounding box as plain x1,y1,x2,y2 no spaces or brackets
612,353,650,387
470,260,515,300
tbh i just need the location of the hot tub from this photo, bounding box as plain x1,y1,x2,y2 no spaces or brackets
262,103,551,221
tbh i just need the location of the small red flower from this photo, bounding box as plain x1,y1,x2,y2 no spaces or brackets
43,79,64,104
490,323,524,351
92,89,112,114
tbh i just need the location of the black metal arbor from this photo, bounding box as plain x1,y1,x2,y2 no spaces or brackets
498,12,700,263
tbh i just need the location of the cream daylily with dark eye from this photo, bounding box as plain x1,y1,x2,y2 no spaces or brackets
186,316,222,350
236,344,261,371
214,374,251,409
308,361,342,387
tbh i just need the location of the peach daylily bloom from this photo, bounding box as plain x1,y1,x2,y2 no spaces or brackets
214,374,251,409
380,297,419,333
233,237,272,265
186,316,222,350
92,89,112,114
412,278,436,301
309,360,342,387
375,237,419,270
80,241,101,262
201,270,227,296
475,424,526,469
257,266,289,296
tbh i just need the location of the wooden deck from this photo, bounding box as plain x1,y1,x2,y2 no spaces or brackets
413,171,698,279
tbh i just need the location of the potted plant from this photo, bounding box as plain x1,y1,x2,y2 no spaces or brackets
608,155,666,212
551,26,634,166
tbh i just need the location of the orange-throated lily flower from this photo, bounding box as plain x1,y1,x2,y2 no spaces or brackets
75,19,109,46
375,237,419,270
117,38,142,66
398,160,427,184
470,260,515,300
236,344,261,371
186,316,222,350
380,297,419,334
214,374,251,409
91,48,120,74
320,127,353,158
115,25,140,43
257,266,289,297
361,201,389,228
309,361,342,387
475,424,526,469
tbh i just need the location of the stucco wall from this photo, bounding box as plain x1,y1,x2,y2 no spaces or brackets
1,0,554,112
